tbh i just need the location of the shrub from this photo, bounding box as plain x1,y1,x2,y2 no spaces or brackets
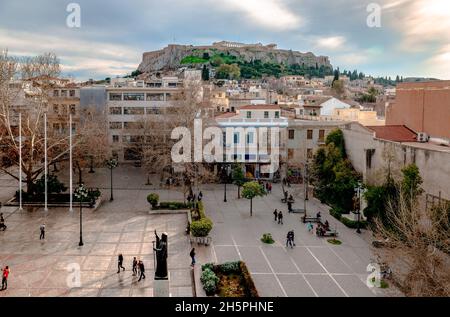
159,202,189,209
330,207,342,220
202,263,214,272
219,262,241,274
190,218,213,237
261,233,275,244
327,239,342,245
340,217,368,229
239,262,259,297
201,268,219,295
147,193,159,208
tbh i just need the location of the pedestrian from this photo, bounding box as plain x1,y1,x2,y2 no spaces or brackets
287,201,293,213
192,194,197,202
268,183,272,194
138,260,146,281
278,211,283,225
190,248,196,266
273,209,278,221
117,254,125,273
286,232,293,248
289,230,296,246
316,211,322,219
307,222,314,233
283,190,288,203
0,213,6,231
132,257,138,276
39,223,45,240
1,266,9,291
198,191,203,201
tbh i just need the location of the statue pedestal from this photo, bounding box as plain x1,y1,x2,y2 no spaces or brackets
154,277,170,297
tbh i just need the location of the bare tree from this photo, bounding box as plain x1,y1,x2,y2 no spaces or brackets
0,51,75,194
373,192,450,297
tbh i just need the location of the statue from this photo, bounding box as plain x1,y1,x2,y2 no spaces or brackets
153,230,168,280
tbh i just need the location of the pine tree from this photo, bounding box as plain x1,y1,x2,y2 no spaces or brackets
202,65,210,81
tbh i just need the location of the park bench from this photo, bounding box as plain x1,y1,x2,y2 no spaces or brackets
302,216,321,223
319,229,339,237
190,236,212,246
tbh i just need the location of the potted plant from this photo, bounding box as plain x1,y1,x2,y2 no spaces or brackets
147,193,159,209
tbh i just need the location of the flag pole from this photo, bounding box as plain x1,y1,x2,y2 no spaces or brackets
69,114,73,212
44,112,48,212
19,113,23,211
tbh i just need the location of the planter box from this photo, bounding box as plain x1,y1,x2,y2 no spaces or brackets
5,193,103,211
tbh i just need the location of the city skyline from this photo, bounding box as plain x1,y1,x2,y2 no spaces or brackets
0,0,449,81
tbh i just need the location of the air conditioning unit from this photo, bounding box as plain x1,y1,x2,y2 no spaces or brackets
417,132,429,143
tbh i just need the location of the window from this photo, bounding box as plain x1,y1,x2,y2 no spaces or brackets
234,132,240,144
61,90,67,98
112,135,119,143
307,130,313,140
123,107,145,115
264,111,269,118
366,149,375,169
288,149,294,160
288,129,295,140
307,148,313,159
123,122,142,130
146,107,160,115
69,90,76,97
53,104,59,114
123,93,144,101
146,93,164,101
109,122,122,129
109,93,122,101
247,132,254,144
109,107,122,115
53,90,59,97
168,82,178,88
70,105,76,115
319,130,325,142
246,111,252,119
275,111,280,118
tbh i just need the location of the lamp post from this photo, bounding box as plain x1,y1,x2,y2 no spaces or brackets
89,155,95,174
74,184,88,246
223,165,228,203
106,158,118,201
303,162,309,218
354,182,363,234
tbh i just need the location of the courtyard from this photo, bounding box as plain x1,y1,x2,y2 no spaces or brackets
0,166,396,297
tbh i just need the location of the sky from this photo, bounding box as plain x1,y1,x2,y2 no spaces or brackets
0,0,449,81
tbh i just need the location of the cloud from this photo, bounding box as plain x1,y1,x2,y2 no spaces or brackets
424,45,450,79
315,36,346,50
217,0,302,31
334,52,370,67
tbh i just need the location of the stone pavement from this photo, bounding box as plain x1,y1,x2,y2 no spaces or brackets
193,183,397,297
0,168,193,297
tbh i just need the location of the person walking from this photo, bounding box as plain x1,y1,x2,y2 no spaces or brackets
273,209,278,222
132,257,138,276
117,254,125,273
39,224,46,240
289,230,296,246
0,213,6,231
1,266,9,291
307,222,314,233
268,183,272,194
138,260,146,281
278,211,284,225
286,232,293,248
198,191,203,201
190,248,196,267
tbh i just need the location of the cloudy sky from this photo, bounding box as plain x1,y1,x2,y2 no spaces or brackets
1,0,449,80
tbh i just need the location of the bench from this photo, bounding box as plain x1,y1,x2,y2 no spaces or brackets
190,236,212,246
291,209,305,214
321,230,339,237
302,216,321,223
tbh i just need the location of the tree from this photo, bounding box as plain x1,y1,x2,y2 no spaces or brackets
373,194,450,297
232,163,245,199
216,64,241,80
0,51,74,194
242,181,266,216
210,56,224,67
326,129,346,158
400,163,423,207
332,79,345,98
201,65,210,81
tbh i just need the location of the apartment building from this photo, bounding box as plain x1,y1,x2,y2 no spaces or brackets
48,84,80,136
286,119,346,167
215,105,288,179
106,77,182,162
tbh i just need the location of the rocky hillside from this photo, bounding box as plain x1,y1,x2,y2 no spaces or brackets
138,42,333,75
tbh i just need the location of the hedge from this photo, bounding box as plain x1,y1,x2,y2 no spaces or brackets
200,268,219,295
190,201,214,237
329,207,368,229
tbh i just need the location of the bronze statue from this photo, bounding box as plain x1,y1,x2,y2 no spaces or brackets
153,230,168,280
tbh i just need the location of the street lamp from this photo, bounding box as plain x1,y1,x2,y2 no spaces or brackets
106,158,118,201
222,165,229,203
74,184,88,246
354,182,363,234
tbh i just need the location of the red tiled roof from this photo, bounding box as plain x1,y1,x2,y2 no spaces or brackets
239,104,280,110
215,112,237,119
366,125,417,142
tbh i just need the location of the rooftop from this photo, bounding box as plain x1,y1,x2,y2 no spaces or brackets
239,104,281,110
366,125,417,142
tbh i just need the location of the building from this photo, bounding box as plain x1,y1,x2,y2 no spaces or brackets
287,119,346,167
343,122,450,200
106,77,182,162
386,81,450,139
215,105,288,179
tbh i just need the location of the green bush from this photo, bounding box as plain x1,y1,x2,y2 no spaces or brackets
330,207,342,220
202,263,214,272
219,262,241,274
201,268,219,295
260,233,275,244
341,217,368,229
147,193,159,208
191,218,213,237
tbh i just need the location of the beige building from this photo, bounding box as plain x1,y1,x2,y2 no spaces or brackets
343,122,450,200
